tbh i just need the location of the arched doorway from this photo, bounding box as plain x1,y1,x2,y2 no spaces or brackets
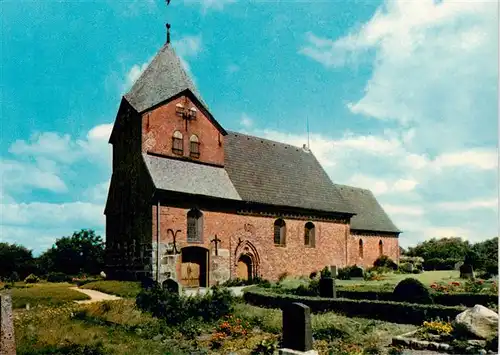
181,246,208,287
236,254,253,281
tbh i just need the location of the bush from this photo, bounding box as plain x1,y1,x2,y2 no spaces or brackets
6,271,20,283
336,267,351,280
423,258,461,271
277,272,289,283
349,265,364,278
24,273,39,284
309,271,318,279
374,255,397,270
485,262,498,275
46,272,71,283
136,284,234,325
393,278,433,304
243,287,464,325
320,266,332,279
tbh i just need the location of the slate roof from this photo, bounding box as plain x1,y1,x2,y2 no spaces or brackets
223,132,356,215
143,154,241,201
336,184,401,233
124,43,208,113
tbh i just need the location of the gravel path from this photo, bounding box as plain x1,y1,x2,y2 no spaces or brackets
70,287,122,304
183,286,246,297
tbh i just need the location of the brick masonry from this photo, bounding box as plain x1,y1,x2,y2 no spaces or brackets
150,205,399,285
105,95,401,285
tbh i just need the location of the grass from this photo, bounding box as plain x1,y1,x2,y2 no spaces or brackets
3,282,91,309
81,280,142,298
14,293,417,354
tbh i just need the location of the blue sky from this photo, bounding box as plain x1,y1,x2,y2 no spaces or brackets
1,0,498,254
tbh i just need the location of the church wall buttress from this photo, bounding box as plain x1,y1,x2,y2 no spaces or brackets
141,96,225,166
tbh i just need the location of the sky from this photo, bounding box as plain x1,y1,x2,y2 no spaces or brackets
1,0,499,255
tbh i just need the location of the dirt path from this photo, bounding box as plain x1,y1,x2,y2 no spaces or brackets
70,287,122,304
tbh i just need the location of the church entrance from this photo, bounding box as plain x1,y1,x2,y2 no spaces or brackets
180,246,208,288
236,254,253,281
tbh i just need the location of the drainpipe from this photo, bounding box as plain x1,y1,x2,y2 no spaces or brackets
345,224,349,267
157,199,160,282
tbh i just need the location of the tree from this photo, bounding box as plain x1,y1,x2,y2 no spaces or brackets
0,243,36,280
405,237,470,260
37,229,105,276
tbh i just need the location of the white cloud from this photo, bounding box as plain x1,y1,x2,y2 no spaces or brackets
433,149,498,170
124,61,150,92
173,35,202,58
84,180,110,203
183,0,236,12
436,198,498,211
240,113,253,128
383,204,425,216
300,0,498,155
0,159,67,193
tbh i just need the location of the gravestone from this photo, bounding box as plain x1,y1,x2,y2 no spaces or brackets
330,265,338,277
455,261,464,271
349,265,364,280
319,277,336,298
162,279,180,294
1,292,16,355
460,264,475,280
280,303,318,355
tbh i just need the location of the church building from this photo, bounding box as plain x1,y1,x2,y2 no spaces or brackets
104,28,401,288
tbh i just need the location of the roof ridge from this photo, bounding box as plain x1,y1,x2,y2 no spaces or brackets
227,130,310,153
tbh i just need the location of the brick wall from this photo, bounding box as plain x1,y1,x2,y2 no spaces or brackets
152,204,353,284
141,95,225,166
349,231,400,269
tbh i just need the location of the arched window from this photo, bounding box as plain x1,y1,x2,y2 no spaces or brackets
359,239,364,258
304,222,315,247
190,134,200,158
379,240,384,256
172,130,183,155
187,209,203,242
274,218,286,246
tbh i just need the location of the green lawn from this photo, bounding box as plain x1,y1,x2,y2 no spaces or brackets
81,280,142,298
3,282,90,309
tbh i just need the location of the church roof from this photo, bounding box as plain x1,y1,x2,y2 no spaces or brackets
224,132,356,215
143,154,241,201
336,184,401,233
124,43,208,113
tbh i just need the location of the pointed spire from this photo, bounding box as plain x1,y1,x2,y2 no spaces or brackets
166,23,171,44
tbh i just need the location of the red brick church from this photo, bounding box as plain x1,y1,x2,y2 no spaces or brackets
104,30,401,288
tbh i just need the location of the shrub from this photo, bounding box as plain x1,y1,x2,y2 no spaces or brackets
309,271,318,279
336,267,351,280
24,273,39,284
243,287,464,325
374,255,397,270
6,271,20,283
485,262,498,275
423,258,461,271
349,266,364,278
412,269,422,274
136,284,234,325
393,278,433,304
320,266,332,279
46,272,71,283
398,263,414,274
277,272,289,283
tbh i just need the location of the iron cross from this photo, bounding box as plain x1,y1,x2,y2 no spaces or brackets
211,235,222,256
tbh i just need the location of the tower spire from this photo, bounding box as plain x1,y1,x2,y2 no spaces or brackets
166,23,171,44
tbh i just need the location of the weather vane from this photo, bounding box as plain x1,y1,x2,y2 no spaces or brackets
165,0,172,44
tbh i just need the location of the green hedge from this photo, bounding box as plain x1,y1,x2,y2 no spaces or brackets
332,290,496,307
243,287,465,325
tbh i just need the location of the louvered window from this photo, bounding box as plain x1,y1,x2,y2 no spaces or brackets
190,134,200,158
172,130,183,155
359,239,364,258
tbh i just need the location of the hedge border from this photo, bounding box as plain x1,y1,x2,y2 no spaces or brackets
335,290,497,307
243,287,465,325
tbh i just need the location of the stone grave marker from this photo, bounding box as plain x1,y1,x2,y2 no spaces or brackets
319,277,336,298
279,302,318,355
460,264,475,280
1,292,16,355
162,279,180,294
141,277,157,290
330,265,338,277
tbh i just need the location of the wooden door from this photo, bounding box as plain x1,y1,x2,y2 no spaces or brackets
236,258,251,281
181,262,200,287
